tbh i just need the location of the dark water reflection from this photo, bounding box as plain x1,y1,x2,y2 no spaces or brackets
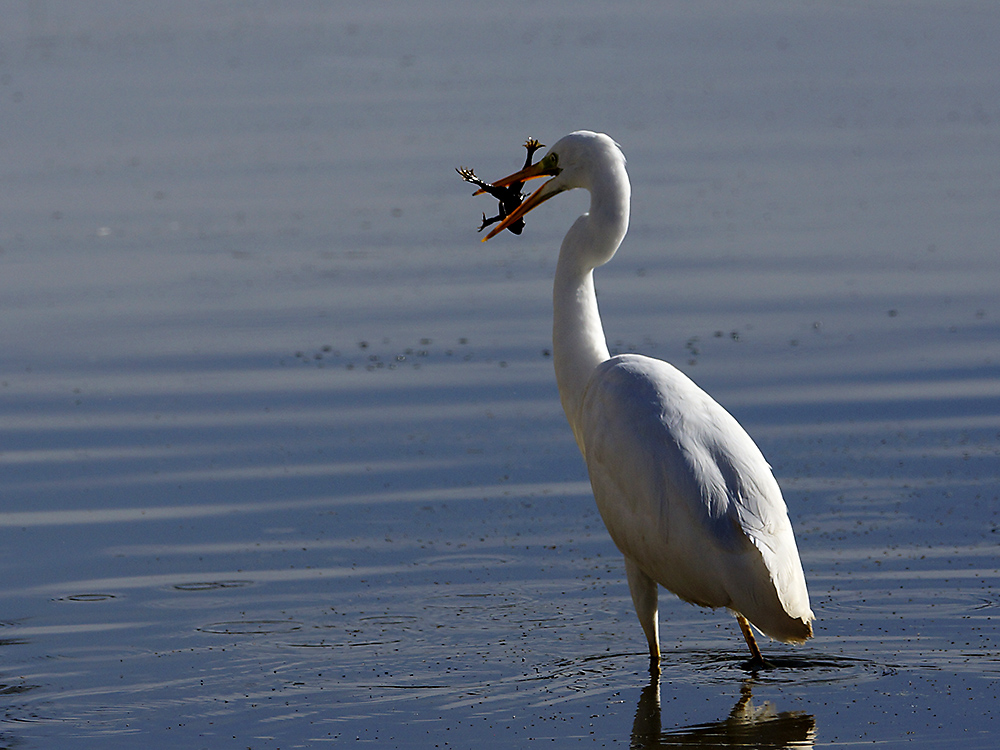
632,680,815,749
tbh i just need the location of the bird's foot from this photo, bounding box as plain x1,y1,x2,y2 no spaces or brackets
648,657,661,678
740,653,776,673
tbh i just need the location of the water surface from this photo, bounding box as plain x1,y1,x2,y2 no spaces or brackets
2,2,999,747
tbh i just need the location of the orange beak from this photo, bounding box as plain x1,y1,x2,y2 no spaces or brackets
482,160,563,241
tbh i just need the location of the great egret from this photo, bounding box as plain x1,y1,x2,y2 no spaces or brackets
479,131,813,672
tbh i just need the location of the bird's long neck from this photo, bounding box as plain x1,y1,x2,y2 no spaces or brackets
553,255,609,453
552,183,629,454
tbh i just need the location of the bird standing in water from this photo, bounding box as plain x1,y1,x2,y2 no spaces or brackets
478,131,813,673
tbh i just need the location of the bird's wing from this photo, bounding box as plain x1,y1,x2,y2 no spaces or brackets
579,355,812,627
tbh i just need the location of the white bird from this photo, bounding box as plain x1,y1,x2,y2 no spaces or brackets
480,131,813,672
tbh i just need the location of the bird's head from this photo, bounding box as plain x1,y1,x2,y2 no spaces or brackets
482,131,626,241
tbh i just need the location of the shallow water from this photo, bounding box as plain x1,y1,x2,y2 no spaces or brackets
2,2,1000,747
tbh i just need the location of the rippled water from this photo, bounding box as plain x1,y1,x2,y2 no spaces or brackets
3,2,1000,747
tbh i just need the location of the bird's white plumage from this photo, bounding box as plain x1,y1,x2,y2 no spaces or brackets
581,354,812,642
483,130,813,666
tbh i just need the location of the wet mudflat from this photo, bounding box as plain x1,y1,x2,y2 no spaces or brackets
2,2,999,747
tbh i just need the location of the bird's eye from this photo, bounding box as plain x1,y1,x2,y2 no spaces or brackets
540,152,561,173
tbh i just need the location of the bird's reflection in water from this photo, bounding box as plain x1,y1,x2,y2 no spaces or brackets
631,678,816,749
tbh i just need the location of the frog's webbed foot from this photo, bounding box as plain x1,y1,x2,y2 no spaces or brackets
457,166,510,201
456,166,489,192
479,210,525,235
478,212,501,232
522,138,545,167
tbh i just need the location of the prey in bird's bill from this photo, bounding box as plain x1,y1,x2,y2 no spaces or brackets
456,138,544,235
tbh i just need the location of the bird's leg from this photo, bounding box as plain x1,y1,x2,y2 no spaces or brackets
736,614,762,661
624,556,660,675
736,613,773,670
